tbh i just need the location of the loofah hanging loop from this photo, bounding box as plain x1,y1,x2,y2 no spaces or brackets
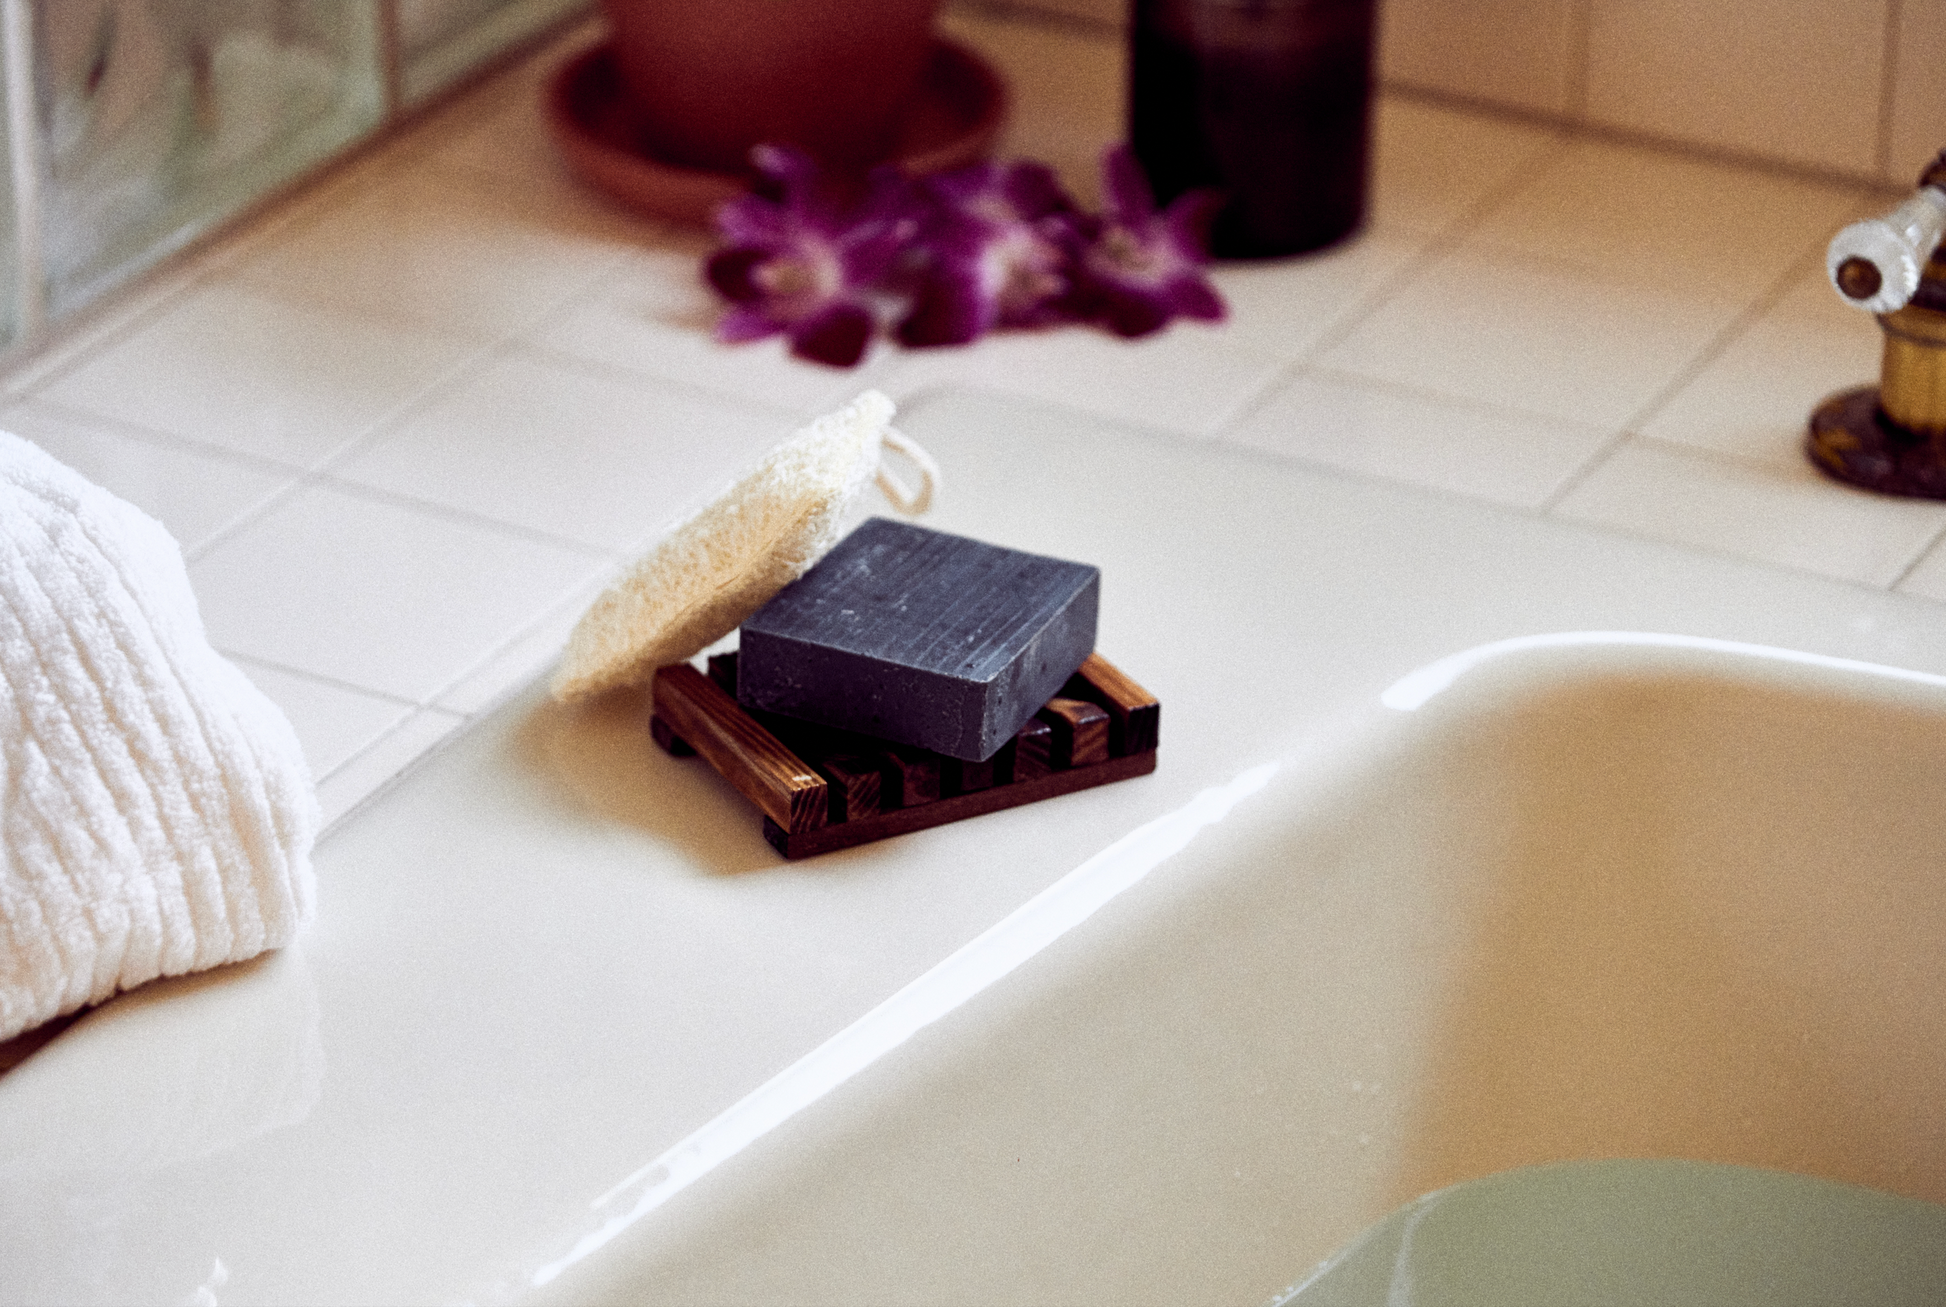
874,425,939,516
551,391,940,703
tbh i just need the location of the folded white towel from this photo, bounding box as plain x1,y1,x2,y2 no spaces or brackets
0,433,317,1043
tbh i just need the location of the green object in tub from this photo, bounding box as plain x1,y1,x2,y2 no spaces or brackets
1272,1159,1946,1307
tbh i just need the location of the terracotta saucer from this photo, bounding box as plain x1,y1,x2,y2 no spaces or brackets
545,38,1010,228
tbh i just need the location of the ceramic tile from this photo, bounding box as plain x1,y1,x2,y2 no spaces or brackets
329,352,786,552
225,164,638,342
1888,0,1946,183
1380,0,1582,117
872,317,1282,437
433,566,613,714
0,258,206,398
1319,242,1736,430
1585,0,1888,176
0,399,293,553
1893,529,1946,602
316,708,469,829
225,657,416,780
418,21,645,236
1207,227,1431,361
1465,137,1865,304
1368,98,1565,237
187,483,607,703
1553,438,1946,586
1638,267,1882,475
1225,369,1614,509
527,245,897,416
34,281,482,470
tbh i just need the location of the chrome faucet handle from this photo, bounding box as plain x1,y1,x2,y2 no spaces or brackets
1827,149,1946,314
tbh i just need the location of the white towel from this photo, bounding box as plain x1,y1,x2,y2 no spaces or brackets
0,432,317,1043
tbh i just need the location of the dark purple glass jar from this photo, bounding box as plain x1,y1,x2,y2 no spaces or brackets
1130,0,1377,258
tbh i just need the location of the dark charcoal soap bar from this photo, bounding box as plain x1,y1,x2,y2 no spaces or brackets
738,518,1100,762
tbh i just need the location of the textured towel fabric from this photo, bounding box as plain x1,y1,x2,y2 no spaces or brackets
554,390,915,702
0,433,317,1042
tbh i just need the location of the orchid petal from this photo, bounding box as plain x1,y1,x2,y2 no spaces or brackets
1102,144,1157,224
1166,276,1226,321
790,301,875,367
1002,161,1073,221
705,246,770,301
897,266,991,347
716,304,785,344
1160,188,1224,262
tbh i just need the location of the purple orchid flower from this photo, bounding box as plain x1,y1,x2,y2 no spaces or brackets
706,145,922,367
895,161,1086,348
1073,145,1226,338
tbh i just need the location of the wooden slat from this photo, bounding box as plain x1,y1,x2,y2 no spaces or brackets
814,754,883,823
650,715,695,757
1064,652,1160,757
653,664,827,832
659,649,1162,859
950,753,998,795
765,751,1158,858
1038,697,1110,768
883,746,941,808
1011,715,1054,782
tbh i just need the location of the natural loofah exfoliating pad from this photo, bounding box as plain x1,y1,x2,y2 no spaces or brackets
551,391,938,702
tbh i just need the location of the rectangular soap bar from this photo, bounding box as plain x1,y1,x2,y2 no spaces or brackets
738,518,1100,762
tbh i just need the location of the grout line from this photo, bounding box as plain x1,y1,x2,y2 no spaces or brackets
1304,362,1611,437
224,651,422,709
420,573,613,713
1209,360,1314,443
1537,243,1836,514
299,469,620,559
1206,125,1574,446
177,332,512,564
1878,0,1902,182
1295,130,1573,366
504,335,841,425
10,396,313,479
1889,523,1946,591
1381,81,1906,198
314,703,466,791
7,271,211,397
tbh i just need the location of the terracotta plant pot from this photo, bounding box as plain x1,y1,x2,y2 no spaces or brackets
600,0,944,173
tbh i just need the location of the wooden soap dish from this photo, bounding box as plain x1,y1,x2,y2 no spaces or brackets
652,652,1159,858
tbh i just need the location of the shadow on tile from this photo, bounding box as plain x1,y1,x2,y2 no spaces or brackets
519,686,788,877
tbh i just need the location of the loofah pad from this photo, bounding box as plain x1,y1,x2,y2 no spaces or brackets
0,433,318,1043
553,391,936,702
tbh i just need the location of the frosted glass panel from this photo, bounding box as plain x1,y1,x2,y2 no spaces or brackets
0,37,16,348
34,1,384,315
398,0,587,104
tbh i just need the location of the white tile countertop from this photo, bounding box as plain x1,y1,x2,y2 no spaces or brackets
2,8,1933,828
5,6,1946,1302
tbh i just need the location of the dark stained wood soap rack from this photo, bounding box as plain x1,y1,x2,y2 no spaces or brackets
652,651,1159,858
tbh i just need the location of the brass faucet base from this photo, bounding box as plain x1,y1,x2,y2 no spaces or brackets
1806,385,1946,498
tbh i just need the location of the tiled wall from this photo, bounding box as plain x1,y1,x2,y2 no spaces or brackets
1006,0,1946,187
12,0,1940,371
